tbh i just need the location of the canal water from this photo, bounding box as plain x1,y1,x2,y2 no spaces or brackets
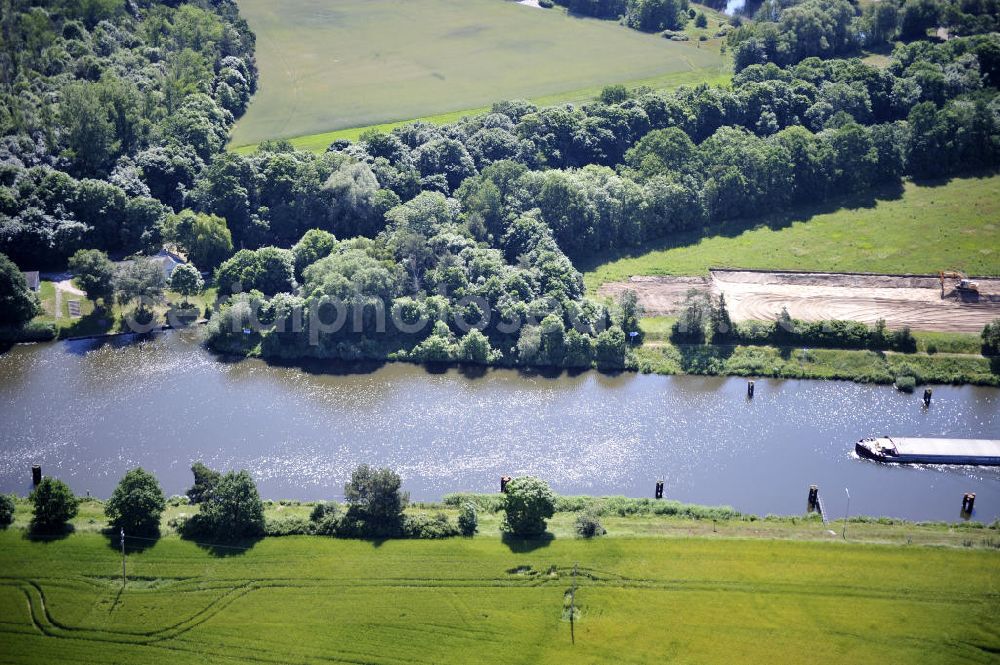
1,331,998,521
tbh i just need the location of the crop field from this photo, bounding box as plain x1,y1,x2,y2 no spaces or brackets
582,175,1000,291
0,529,998,664
229,0,726,149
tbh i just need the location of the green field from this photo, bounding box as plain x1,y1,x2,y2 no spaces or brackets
582,175,1000,290
1,526,997,664
229,0,726,149
232,67,732,154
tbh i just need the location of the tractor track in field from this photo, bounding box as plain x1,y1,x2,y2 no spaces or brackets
2,569,996,664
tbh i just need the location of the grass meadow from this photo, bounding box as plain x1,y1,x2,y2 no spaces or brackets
228,0,727,150
0,522,998,664
582,174,1000,290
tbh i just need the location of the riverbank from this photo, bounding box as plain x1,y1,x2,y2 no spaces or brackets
4,494,999,548
633,342,1000,387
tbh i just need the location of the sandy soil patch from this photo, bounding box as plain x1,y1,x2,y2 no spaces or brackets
598,270,1000,333
598,275,710,316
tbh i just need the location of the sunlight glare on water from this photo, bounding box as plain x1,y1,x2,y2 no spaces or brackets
0,333,998,521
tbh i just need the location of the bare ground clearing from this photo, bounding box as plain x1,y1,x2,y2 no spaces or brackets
598,270,1000,333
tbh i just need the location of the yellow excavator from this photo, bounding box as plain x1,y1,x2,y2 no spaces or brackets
940,270,979,298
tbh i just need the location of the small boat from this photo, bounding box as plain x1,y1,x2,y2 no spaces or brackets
856,436,1000,466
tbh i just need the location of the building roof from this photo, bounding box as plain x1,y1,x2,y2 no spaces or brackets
116,249,189,279
151,248,187,278
22,271,40,291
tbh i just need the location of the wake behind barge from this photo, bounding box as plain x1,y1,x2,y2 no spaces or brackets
856,437,1000,466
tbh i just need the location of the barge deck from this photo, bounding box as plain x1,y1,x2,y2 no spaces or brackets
856,437,1000,465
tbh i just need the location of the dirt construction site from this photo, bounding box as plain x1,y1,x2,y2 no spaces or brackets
597,270,1000,333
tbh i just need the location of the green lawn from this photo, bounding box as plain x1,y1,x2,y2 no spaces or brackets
582,175,1000,290
229,0,726,149
0,526,996,664
33,282,217,339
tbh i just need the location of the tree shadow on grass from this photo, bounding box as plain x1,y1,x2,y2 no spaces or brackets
58,309,115,340
501,532,554,553
673,342,737,374
24,523,75,543
573,180,907,274
910,169,997,190
102,528,160,554
185,535,264,557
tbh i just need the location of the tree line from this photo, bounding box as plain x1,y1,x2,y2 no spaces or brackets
1,0,997,371
728,0,999,71
552,0,692,32
1,465,569,541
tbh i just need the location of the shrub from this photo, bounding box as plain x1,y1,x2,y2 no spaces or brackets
184,470,265,541
402,512,459,539
69,249,115,303
264,516,312,536
0,321,56,343
502,476,556,537
671,293,708,344
0,251,40,327
575,512,606,538
889,326,917,353
310,501,340,522
169,263,204,304
0,494,15,526
104,468,166,536
926,343,938,354
983,319,1000,356
30,477,78,532
458,502,478,536
442,493,505,513
343,465,409,538
895,375,917,392
186,461,220,504
309,501,341,535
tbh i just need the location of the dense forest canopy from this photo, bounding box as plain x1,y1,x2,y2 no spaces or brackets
0,0,997,369
0,0,255,266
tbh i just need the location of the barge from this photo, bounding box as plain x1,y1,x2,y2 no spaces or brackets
856,437,1000,465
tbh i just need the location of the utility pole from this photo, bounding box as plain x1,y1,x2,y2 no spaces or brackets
120,528,126,588
842,488,850,540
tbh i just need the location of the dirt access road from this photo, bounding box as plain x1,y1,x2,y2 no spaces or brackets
598,270,1000,333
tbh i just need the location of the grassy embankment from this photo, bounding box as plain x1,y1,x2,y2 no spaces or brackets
0,496,998,664
228,0,729,153
583,175,1000,385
